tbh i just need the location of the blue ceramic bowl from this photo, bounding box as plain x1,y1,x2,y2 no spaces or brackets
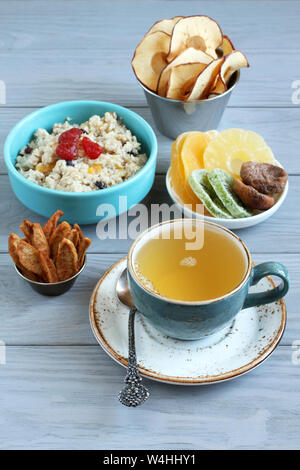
4,100,157,224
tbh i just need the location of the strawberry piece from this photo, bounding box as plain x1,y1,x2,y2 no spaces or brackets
82,137,103,159
56,142,78,160
58,128,83,144
56,128,83,161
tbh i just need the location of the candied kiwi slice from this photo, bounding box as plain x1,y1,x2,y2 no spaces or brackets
207,169,252,218
189,169,232,219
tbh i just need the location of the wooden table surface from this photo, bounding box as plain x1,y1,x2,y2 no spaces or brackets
0,0,299,450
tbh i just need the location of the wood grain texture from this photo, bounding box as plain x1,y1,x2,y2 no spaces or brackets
0,346,299,450
1,174,299,254
1,106,300,175
0,1,299,106
0,252,298,346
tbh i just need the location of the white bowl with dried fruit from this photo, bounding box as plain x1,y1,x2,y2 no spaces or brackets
166,129,289,229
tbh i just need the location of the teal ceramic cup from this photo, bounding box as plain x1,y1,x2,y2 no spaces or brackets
127,219,289,340
4,100,157,224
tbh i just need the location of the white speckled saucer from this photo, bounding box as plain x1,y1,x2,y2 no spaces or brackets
89,258,286,385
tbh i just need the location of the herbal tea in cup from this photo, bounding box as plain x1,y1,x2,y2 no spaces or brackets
127,219,289,340
134,221,247,302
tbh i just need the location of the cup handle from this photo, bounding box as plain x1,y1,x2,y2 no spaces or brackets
243,262,289,309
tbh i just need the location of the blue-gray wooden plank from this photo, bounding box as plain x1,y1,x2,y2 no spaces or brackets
0,0,299,451
0,1,300,106
0,346,299,450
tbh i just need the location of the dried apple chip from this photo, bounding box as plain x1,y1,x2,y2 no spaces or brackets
56,239,78,282
211,50,248,94
131,31,171,91
186,57,224,100
221,35,235,56
166,62,207,100
167,16,223,62
146,16,183,36
157,47,212,96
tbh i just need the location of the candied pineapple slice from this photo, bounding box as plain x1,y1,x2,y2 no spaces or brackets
203,129,276,179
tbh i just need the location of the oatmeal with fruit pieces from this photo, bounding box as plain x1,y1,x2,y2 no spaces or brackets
15,113,147,192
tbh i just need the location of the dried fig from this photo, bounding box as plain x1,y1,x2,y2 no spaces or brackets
233,179,275,211
241,162,288,195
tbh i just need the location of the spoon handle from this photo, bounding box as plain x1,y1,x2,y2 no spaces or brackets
124,307,141,384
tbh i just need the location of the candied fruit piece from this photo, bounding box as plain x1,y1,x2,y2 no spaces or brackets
36,162,56,174
207,169,252,218
88,164,102,174
169,131,218,212
82,137,103,159
56,142,78,160
204,129,276,178
56,128,83,161
189,170,232,219
58,128,83,144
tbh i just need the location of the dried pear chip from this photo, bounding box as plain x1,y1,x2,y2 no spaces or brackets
157,47,212,96
77,237,92,268
31,223,50,256
207,169,252,218
166,62,207,100
9,233,38,281
20,219,33,243
49,221,72,260
68,229,80,248
8,233,22,266
73,223,84,244
131,31,171,91
167,16,223,62
56,239,78,281
187,58,224,100
17,240,43,276
43,210,64,240
39,252,58,283
189,169,232,219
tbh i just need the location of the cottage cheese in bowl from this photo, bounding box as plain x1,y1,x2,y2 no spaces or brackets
16,112,147,192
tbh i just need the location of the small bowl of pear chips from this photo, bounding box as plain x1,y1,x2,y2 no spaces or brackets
131,15,249,138
8,210,91,296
